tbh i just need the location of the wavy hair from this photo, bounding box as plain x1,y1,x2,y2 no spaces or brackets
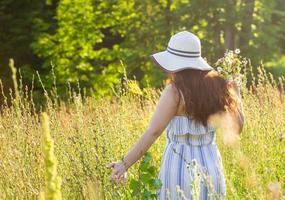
170,69,238,127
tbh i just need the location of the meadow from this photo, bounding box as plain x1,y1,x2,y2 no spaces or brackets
0,55,285,200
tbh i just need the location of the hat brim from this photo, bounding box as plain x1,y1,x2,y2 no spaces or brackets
150,50,213,73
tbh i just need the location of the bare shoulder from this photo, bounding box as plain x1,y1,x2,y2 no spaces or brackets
162,84,179,100
162,84,179,103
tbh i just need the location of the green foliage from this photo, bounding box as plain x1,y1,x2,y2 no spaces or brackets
265,55,285,77
1,0,285,99
31,0,138,97
0,0,51,64
129,152,162,200
0,0,55,87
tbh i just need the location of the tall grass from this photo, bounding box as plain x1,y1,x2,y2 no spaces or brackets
0,55,284,199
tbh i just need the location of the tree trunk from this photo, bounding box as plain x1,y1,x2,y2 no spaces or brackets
212,11,223,58
238,0,255,52
225,25,235,51
224,0,237,51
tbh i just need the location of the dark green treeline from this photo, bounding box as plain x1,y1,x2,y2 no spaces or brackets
1,0,285,99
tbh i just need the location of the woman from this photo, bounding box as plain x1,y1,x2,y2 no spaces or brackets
106,31,244,199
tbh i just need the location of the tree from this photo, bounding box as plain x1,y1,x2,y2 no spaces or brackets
0,0,56,95
1,0,285,100
32,0,137,96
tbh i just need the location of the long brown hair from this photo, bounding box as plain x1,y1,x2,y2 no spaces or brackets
170,69,238,127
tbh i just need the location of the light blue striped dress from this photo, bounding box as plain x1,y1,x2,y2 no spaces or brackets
157,116,226,200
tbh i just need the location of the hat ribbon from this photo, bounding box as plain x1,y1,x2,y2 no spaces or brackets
167,46,200,58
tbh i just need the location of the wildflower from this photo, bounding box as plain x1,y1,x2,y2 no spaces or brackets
176,185,182,193
191,159,197,166
234,75,242,87
234,49,240,54
176,185,187,199
241,58,248,65
227,60,233,68
166,189,171,199
228,77,233,82
227,50,234,58
217,67,223,73
215,58,224,65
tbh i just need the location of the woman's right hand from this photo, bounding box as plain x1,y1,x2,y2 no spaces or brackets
106,161,128,185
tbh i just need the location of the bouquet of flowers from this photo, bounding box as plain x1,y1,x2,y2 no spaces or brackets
214,49,247,95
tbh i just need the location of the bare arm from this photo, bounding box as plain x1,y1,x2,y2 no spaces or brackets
106,84,179,182
228,81,245,134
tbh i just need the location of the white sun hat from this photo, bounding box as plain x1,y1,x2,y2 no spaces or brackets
150,31,213,72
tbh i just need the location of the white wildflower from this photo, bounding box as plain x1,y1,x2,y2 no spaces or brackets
217,67,223,73
191,159,197,166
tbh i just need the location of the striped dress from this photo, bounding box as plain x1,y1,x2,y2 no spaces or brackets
157,116,226,200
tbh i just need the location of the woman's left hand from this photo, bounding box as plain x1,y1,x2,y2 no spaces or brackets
106,161,127,185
